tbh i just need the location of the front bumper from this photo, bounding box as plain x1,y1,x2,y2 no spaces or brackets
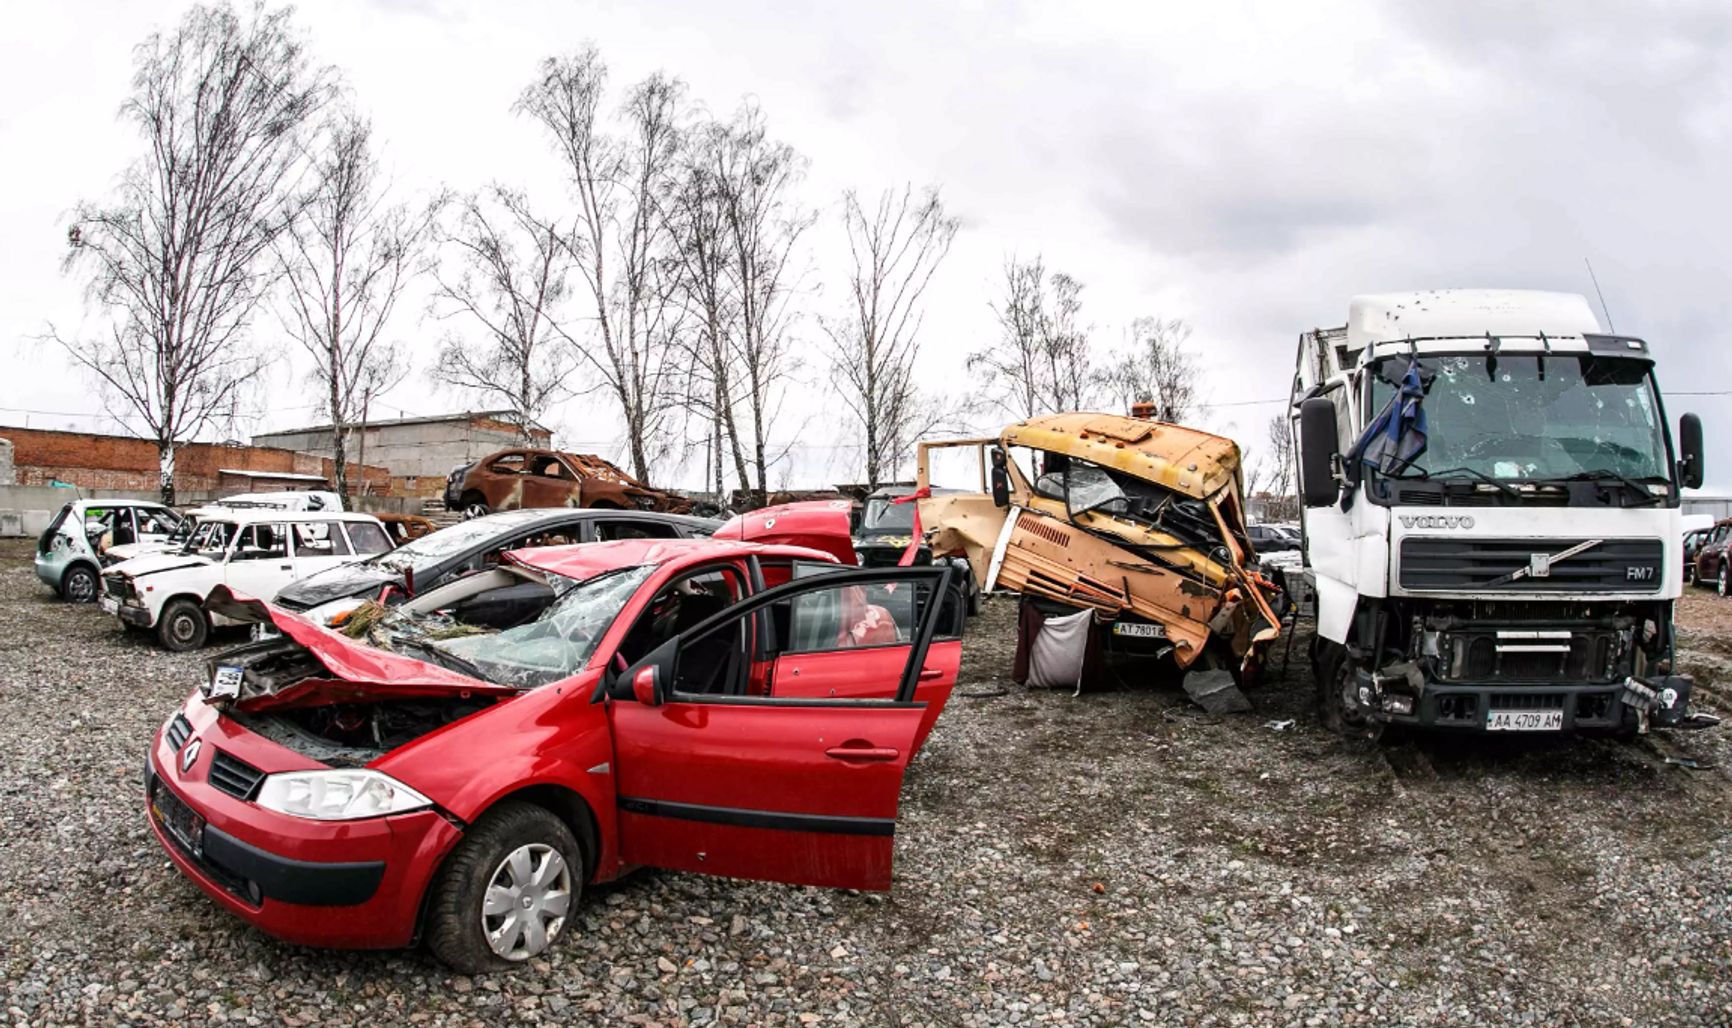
146,700,461,949
117,602,154,627
1358,671,1692,732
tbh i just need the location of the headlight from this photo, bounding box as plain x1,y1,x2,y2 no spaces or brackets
255,770,432,821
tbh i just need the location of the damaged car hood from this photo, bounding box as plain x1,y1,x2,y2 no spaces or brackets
204,587,519,706
106,551,213,579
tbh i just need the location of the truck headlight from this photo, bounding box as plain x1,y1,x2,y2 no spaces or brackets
255,770,432,821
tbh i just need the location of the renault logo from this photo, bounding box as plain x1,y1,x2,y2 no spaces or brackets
180,737,202,774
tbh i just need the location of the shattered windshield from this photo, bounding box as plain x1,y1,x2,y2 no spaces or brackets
861,497,913,532
406,565,654,689
1063,459,1224,551
1371,354,1668,483
183,521,237,556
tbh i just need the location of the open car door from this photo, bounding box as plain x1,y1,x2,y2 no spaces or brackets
606,565,954,892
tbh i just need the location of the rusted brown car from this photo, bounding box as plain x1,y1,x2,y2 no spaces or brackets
444,449,692,518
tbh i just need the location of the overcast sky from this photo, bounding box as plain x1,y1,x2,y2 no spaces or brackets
3,0,1729,490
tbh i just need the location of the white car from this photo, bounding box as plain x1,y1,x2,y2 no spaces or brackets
100,509,393,651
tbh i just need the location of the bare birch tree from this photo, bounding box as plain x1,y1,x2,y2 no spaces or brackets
716,102,814,503
1100,316,1200,423
429,187,576,439
970,257,1095,418
55,2,332,502
275,109,440,498
665,118,748,495
516,49,685,485
824,185,958,489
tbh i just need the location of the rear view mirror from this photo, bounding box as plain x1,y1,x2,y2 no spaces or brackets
631,665,664,707
1678,412,1704,490
1298,399,1340,508
990,447,1011,507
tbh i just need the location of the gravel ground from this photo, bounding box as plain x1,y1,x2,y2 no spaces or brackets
2,536,1730,1026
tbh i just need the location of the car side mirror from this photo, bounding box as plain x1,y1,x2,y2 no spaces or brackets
1678,412,1704,490
631,665,664,706
990,447,1011,507
1298,399,1341,508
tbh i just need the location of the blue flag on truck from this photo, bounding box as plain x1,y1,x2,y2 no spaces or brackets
1341,359,1431,509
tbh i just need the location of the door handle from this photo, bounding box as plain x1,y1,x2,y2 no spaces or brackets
824,745,900,763
279,564,293,571
917,667,942,681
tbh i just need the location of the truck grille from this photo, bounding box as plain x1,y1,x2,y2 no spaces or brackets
1399,538,1663,593
208,751,266,800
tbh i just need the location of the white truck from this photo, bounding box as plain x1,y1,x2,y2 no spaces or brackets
1290,290,1704,736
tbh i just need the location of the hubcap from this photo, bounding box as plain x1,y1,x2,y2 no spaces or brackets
463,503,489,521
172,614,198,643
67,572,95,602
481,843,571,961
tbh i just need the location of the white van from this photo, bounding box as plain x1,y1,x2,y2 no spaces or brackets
100,509,392,651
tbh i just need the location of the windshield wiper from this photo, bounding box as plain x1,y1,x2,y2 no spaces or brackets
395,638,489,681
1536,470,1666,507
1404,466,1523,501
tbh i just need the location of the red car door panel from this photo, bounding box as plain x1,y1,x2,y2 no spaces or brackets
607,564,956,892
773,638,960,750
610,700,923,890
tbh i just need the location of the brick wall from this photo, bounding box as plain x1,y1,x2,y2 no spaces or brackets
0,427,390,496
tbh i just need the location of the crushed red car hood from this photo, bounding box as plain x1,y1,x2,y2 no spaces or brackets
205,587,518,700
711,501,858,565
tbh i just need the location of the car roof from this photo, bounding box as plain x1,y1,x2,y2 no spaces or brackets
198,509,382,524
72,499,171,511
507,537,834,580
463,507,717,531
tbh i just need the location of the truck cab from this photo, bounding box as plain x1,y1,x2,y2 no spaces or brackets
1290,289,1704,736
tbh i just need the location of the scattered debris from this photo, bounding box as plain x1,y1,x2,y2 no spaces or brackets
1181,668,1251,715
1264,718,1295,732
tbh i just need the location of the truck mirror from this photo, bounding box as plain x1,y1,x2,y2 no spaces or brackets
1679,412,1705,490
1298,399,1341,508
989,447,1011,507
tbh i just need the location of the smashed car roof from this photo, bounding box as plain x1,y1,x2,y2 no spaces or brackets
1002,413,1243,499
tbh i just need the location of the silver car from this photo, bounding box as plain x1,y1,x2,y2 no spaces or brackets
33,500,186,603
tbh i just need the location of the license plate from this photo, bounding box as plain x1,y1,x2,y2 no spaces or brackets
100,595,119,615
208,665,244,700
150,780,205,856
1486,709,1564,731
1112,622,1166,638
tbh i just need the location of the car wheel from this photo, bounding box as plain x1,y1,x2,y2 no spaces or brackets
1720,565,1728,598
463,502,490,521
1685,564,1695,585
157,599,209,652
61,565,98,603
426,802,583,974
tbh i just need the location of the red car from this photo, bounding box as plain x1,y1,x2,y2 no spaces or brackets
146,519,961,972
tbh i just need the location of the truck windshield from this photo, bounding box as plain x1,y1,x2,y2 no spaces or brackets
1370,354,1669,482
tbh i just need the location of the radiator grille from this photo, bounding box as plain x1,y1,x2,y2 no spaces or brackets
164,714,192,751
1399,537,1663,593
208,751,266,800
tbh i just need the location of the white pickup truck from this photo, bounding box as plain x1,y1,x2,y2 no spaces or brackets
100,508,392,651
1290,290,1704,737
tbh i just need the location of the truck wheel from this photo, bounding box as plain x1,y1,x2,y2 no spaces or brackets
157,599,209,652
61,564,99,603
426,802,583,974
1316,644,1380,741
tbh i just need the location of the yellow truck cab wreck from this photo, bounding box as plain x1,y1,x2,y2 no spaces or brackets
916,413,1283,679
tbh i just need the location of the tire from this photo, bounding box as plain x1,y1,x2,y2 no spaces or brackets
1315,640,1381,741
426,802,584,974
157,598,209,652
1719,565,1728,598
461,493,490,521
61,564,99,604
1684,564,1695,585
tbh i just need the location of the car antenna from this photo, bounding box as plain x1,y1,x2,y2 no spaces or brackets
1585,256,1616,332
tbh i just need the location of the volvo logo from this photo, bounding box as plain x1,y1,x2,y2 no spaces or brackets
1399,515,1476,530
180,737,202,774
